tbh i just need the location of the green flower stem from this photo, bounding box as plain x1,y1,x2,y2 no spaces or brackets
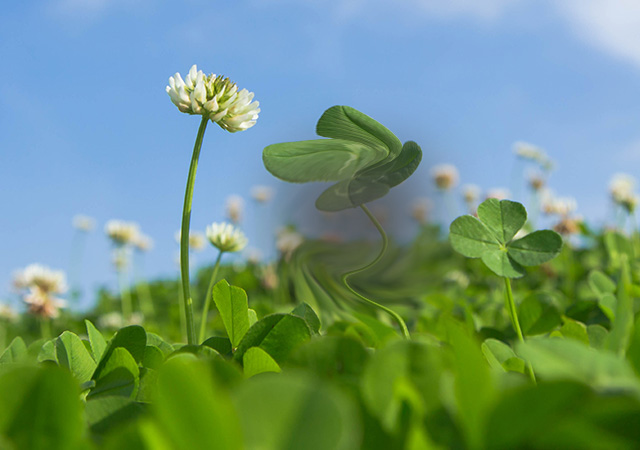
68,230,86,304
341,204,410,339
134,256,155,320
117,266,132,322
504,277,536,384
199,251,224,343
40,317,51,340
180,116,209,345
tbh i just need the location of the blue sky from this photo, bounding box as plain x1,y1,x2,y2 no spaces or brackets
2,0,640,309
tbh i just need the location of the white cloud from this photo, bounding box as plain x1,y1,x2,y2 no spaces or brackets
554,0,640,69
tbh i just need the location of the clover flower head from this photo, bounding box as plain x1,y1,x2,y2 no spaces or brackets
166,65,260,133
276,227,304,259
206,222,248,253
24,287,66,319
175,230,206,251
245,248,263,265
528,171,545,191
73,214,96,232
251,185,275,204
610,173,638,212
431,164,459,190
105,220,140,246
259,263,279,290
14,264,68,295
0,304,18,322
514,141,546,162
462,184,481,204
134,233,154,252
485,188,510,201
411,198,432,224
224,195,245,224
542,193,577,217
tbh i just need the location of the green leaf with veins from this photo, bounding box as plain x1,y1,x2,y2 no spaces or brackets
449,199,562,278
263,106,421,211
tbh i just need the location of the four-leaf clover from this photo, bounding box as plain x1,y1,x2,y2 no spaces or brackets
449,199,563,278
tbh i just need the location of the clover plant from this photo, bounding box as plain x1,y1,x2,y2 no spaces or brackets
263,106,422,337
450,198,563,381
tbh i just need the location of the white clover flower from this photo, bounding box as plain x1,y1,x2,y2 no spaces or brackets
23,287,66,319
485,188,511,201
431,164,459,190
225,195,245,224
166,65,260,133
542,194,577,217
111,250,130,272
245,248,263,265
72,214,96,232
206,222,248,253
527,171,545,191
105,220,140,246
610,173,638,212
133,233,154,252
410,198,432,224
0,304,18,322
462,184,481,204
14,264,68,295
513,141,546,161
251,185,275,204
98,312,124,329
276,227,304,259
175,230,206,251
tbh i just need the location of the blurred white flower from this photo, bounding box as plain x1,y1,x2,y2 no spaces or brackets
23,288,66,319
111,250,130,272
72,214,96,232
206,222,248,253
245,248,263,265
166,65,260,133
225,195,245,224
13,264,68,295
527,171,545,191
98,312,124,329
410,198,432,224
541,192,577,217
175,230,206,252
462,184,481,204
0,304,18,322
431,164,459,190
609,173,638,213
133,233,154,252
105,220,140,246
276,227,304,259
251,185,274,204
259,263,279,290
485,188,511,201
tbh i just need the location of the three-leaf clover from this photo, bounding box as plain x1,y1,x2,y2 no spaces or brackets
263,105,422,211
449,199,563,278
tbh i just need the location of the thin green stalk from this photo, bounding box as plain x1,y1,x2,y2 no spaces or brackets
341,204,410,339
504,278,536,384
134,254,155,320
199,251,224,343
68,230,85,304
179,116,209,345
40,317,51,340
117,267,132,322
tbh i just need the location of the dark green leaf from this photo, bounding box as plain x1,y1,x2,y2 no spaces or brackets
477,199,526,244
508,230,563,266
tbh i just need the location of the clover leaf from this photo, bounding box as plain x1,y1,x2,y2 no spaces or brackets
263,106,422,211
449,199,563,278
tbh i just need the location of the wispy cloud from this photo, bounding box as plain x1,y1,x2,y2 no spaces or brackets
554,0,640,70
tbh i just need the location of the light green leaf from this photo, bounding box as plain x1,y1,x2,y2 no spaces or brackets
55,331,97,384
0,337,27,364
153,358,243,450
508,230,563,266
480,249,525,278
449,215,500,258
0,366,85,450
234,314,311,364
518,293,562,336
477,199,526,244
243,347,281,378
588,270,616,296
291,302,321,335
85,319,107,362
89,347,140,400
234,372,360,450
212,279,250,349
93,325,146,381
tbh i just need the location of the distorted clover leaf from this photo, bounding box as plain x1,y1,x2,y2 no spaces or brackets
449,199,563,278
263,105,422,211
